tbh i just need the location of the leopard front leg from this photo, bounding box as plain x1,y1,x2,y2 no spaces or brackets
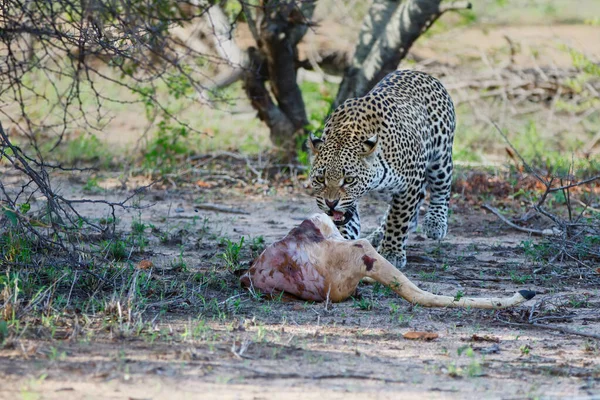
335,205,361,240
378,192,421,269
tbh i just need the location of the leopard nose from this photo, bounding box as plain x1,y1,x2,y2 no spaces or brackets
325,199,339,210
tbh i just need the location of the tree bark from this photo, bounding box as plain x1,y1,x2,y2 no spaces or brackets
334,0,472,107
242,0,317,158
243,47,297,151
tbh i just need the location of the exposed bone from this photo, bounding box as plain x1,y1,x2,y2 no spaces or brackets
241,214,535,309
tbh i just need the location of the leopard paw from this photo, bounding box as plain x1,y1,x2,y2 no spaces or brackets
366,228,384,248
379,249,407,269
423,214,447,240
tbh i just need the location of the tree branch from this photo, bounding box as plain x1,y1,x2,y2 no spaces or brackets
335,0,472,107
439,1,472,13
482,204,561,237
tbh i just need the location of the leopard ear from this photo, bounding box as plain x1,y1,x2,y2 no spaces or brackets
307,133,324,155
361,134,378,157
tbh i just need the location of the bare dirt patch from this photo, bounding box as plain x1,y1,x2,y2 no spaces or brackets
1,175,599,399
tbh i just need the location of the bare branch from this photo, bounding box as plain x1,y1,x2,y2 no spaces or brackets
547,175,600,193
439,1,472,13
482,204,561,237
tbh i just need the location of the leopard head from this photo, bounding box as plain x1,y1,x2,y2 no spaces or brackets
308,108,381,225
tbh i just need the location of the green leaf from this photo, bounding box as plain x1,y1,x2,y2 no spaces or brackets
457,344,471,356
0,321,7,342
2,208,18,226
19,203,30,214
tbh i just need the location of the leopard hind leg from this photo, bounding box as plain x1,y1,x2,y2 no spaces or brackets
424,153,452,240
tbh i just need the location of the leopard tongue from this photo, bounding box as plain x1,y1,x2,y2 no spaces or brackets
332,211,345,221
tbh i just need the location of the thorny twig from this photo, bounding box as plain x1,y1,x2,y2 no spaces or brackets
0,121,153,265
484,122,600,270
1,0,255,266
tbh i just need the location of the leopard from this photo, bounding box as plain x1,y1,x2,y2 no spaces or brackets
308,69,456,269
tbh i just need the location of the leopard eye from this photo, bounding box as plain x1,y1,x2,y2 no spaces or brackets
344,176,355,185
314,175,325,184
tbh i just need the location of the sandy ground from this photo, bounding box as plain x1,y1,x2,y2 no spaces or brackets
1,9,599,398
1,175,599,399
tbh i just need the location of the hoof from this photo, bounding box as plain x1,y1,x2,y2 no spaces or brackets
518,290,536,300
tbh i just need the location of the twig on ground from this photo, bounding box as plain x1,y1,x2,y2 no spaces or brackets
193,203,249,215
482,204,560,236
231,339,252,360
453,272,502,283
406,254,437,263
496,315,600,340
205,362,406,383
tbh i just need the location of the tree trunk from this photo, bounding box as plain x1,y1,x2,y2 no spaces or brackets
242,0,317,159
334,0,471,107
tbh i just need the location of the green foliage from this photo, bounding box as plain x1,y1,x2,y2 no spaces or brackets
509,120,599,176
565,47,600,76
0,320,8,343
143,120,191,172
520,344,531,355
170,248,189,272
447,345,484,378
520,240,553,261
136,69,202,173
35,133,112,168
352,296,374,311
453,290,465,302
165,68,195,100
83,177,102,193
553,45,600,117
585,17,600,26
372,281,394,296
223,0,243,21
250,236,265,256
568,295,590,308
63,134,111,166
220,237,245,272
298,81,335,165
453,146,481,163
1,206,18,227
19,203,31,214
106,239,129,261
0,229,34,264
509,271,532,285
418,270,439,281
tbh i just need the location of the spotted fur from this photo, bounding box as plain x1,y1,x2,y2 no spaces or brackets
308,70,456,268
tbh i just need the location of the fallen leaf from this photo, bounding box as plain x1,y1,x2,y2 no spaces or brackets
136,260,153,270
196,180,214,188
471,334,500,343
403,331,439,341
596,267,600,274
